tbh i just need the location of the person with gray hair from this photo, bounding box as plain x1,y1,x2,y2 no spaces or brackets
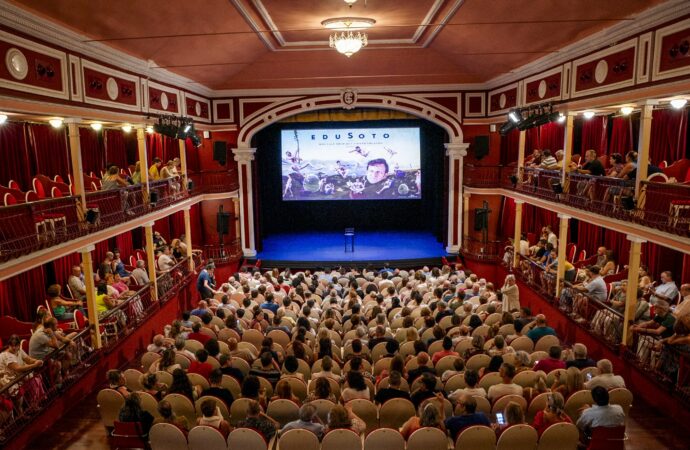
131,260,150,285
566,343,596,369
282,403,325,439
585,359,626,390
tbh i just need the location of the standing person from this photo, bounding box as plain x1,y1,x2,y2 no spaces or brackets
197,264,218,299
500,274,520,312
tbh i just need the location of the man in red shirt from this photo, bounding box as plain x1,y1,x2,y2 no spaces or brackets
533,345,566,373
188,322,211,345
189,348,214,380
432,336,459,365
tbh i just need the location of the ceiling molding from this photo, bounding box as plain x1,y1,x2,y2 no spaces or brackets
212,83,486,98
484,0,690,90
0,1,214,97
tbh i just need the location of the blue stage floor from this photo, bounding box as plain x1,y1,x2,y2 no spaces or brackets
257,230,447,262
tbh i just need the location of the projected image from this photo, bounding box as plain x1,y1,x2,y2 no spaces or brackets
281,127,421,201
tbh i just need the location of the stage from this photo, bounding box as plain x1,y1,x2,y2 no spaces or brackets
256,230,450,269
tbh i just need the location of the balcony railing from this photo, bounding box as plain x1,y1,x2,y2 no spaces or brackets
203,240,243,266
0,170,240,265
155,257,194,303
461,236,504,262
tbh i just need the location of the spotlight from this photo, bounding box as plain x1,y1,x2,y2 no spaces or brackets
557,113,566,123
0,114,7,124
583,111,595,119
508,110,521,123
671,99,688,109
49,118,63,128
183,123,191,133
620,106,634,116
146,125,154,134
499,120,517,136
90,122,102,131
121,124,132,133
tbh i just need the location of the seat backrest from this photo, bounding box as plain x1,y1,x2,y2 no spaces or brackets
50,186,62,198
322,428,362,450
229,397,253,425
96,389,125,427
3,192,16,206
455,425,496,450
32,178,46,199
466,354,491,371
123,368,144,391
472,395,492,415
527,392,550,423
379,398,416,429
537,422,579,450
188,425,227,450
349,398,378,433
141,351,161,372
492,394,527,414
407,427,448,450
310,398,336,423
478,372,503,391
496,424,538,450
266,398,300,427
226,427,268,450
188,372,210,390
588,426,626,450
608,388,633,416
195,396,231,421
7,180,20,190
149,423,188,450
221,375,241,398
364,428,405,450
564,390,593,422
280,428,320,450
535,335,560,352
137,391,161,419
163,393,197,426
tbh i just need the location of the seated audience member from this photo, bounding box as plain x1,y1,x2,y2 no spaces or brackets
533,345,566,373
174,337,196,361
154,400,189,431
311,355,340,382
342,371,370,402
190,300,211,318
562,266,607,311
551,366,584,399
445,393,491,440
282,355,305,381
146,334,169,354
400,395,446,440
237,400,279,441
188,322,211,345
325,404,366,435
631,299,676,339
118,393,154,434
241,375,267,409
407,352,435,383
249,351,281,385
539,149,558,169
141,373,167,400
201,369,234,408
576,149,605,176
197,398,232,438
374,370,410,404
649,271,679,305
307,377,338,403
218,354,244,383
271,379,301,405
410,372,444,408
107,369,131,398
441,358,465,383
526,314,557,343
68,265,88,301
150,347,180,375
576,386,625,440
449,369,487,402
487,363,522,402
532,392,571,436
585,359,625,390
495,401,526,437
282,403,325,440
189,349,214,380
131,260,150,286
169,368,200,401
157,246,177,272
565,343,596,369
431,336,459,365
47,284,83,321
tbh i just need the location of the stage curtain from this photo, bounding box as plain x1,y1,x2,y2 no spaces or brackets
280,108,415,123
608,116,634,157
153,217,171,241
500,129,520,165
52,253,81,286
79,127,105,176
104,129,130,170
170,211,186,239
602,229,630,266
578,116,608,156
27,123,71,180
576,221,603,256
538,122,565,152
93,239,112,267
649,108,688,165
526,127,539,152
115,232,134,260
0,122,32,190
146,134,180,164
498,197,516,240
0,266,46,321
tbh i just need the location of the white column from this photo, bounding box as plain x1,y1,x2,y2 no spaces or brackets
635,102,656,198
561,113,575,185
232,147,257,257
445,142,470,253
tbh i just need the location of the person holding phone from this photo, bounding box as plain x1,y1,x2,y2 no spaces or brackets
494,401,525,437
532,392,572,436
445,393,491,440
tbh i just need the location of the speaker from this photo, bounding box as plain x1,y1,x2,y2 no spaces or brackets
473,135,490,160
85,209,99,224
213,141,228,166
216,211,230,234
621,196,635,210
187,180,194,192
149,191,159,204
474,209,488,231
551,181,563,194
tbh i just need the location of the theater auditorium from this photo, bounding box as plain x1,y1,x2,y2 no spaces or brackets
0,0,689,449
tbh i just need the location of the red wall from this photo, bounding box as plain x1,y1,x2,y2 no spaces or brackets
197,130,239,172
200,199,238,245
467,194,503,241
462,124,502,166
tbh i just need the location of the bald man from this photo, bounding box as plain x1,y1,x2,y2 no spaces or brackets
674,284,690,319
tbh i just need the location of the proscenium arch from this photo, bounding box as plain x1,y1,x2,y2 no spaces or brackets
237,93,464,148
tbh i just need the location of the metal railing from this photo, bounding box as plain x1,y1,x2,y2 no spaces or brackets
203,240,243,266
156,256,194,304
189,170,240,194
461,237,504,262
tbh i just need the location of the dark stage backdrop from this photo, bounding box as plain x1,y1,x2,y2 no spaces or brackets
253,119,447,244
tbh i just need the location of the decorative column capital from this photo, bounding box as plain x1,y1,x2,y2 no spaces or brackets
232,147,257,163
444,142,469,158
463,192,471,199
626,234,646,244
514,199,525,205
557,214,571,220
78,244,95,253
144,221,155,228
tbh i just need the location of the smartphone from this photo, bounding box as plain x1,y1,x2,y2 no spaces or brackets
496,412,505,425
586,373,593,381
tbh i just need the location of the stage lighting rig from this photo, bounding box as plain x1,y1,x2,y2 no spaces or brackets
149,114,201,146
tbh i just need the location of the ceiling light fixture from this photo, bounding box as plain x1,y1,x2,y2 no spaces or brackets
323,17,374,57
49,118,63,128
343,0,358,5
557,113,566,123
671,98,688,109
121,124,132,133
90,122,102,131
583,111,595,119
322,17,375,30
0,114,7,124
620,106,634,115
146,125,154,134
508,110,521,123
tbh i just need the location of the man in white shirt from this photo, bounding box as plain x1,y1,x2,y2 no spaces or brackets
519,234,530,256
545,225,558,248
68,265,87,301
650,271,679,305
487,363,523,402
131,260,150,285
673,283,690,319
585,359,626,390
577,386,625,438
157,246,176,272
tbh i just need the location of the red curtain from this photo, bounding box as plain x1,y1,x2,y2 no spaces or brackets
0,122,32,190
608,116,634,158
93,240,112,267
500,129,520,165
146,134,180,164
170,211,186,239
578,116,608,156
521,204,558,236
79,127,105,176
52,253,81,286
575,221,603,256
0,266,46,321
185,138,200,173
104,129,130,170
190,203,203,246
602,229,630,266
27,123,71,180
153,217,172,241
538,122,565,152
499,197,516,240
115,232,134,260
649,108,688,165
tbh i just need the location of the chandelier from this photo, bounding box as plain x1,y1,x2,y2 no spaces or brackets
322,17,375,57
